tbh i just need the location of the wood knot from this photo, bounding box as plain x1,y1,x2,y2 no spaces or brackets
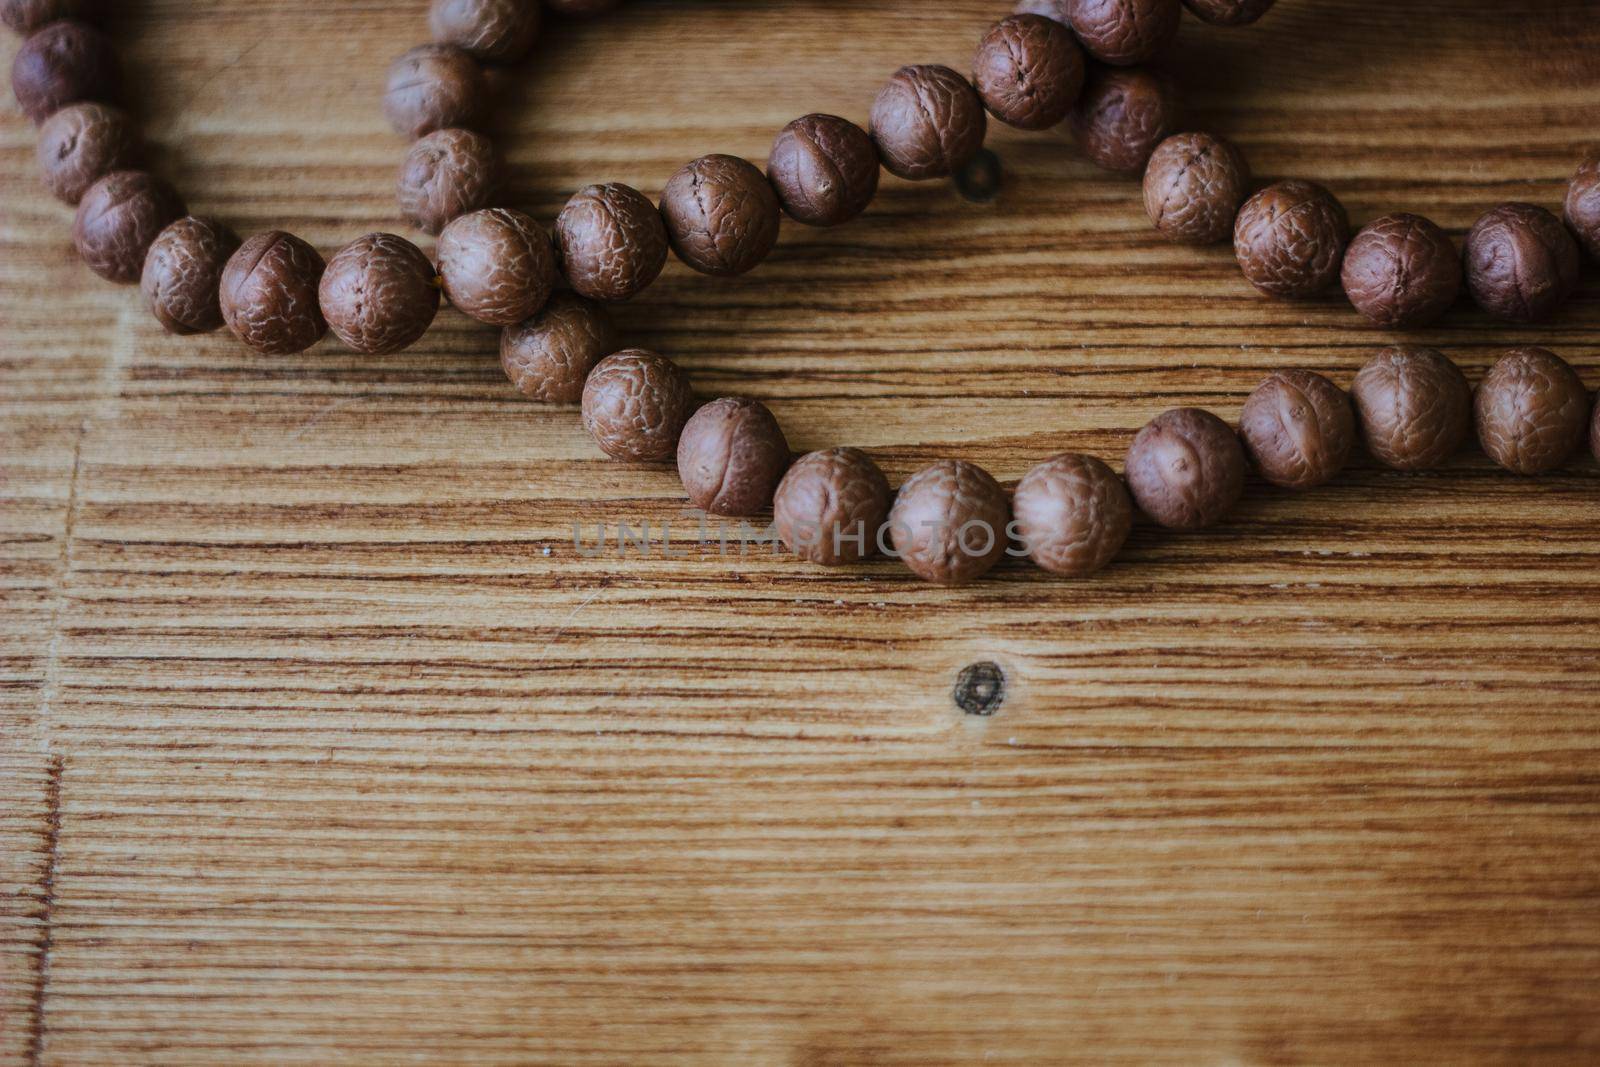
954,149,1002,204
953,661,1005,716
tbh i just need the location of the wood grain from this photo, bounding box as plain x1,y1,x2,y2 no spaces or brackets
3,0,1600,1062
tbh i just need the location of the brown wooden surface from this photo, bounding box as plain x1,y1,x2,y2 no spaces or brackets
4,1,1600,1062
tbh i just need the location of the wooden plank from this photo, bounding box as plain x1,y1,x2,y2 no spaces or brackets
0,125,111,1059
3,0,1600,1062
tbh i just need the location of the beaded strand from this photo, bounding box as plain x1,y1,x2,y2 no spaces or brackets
8,0,1600,586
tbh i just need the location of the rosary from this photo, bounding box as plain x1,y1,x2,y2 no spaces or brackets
10,0,1599,584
